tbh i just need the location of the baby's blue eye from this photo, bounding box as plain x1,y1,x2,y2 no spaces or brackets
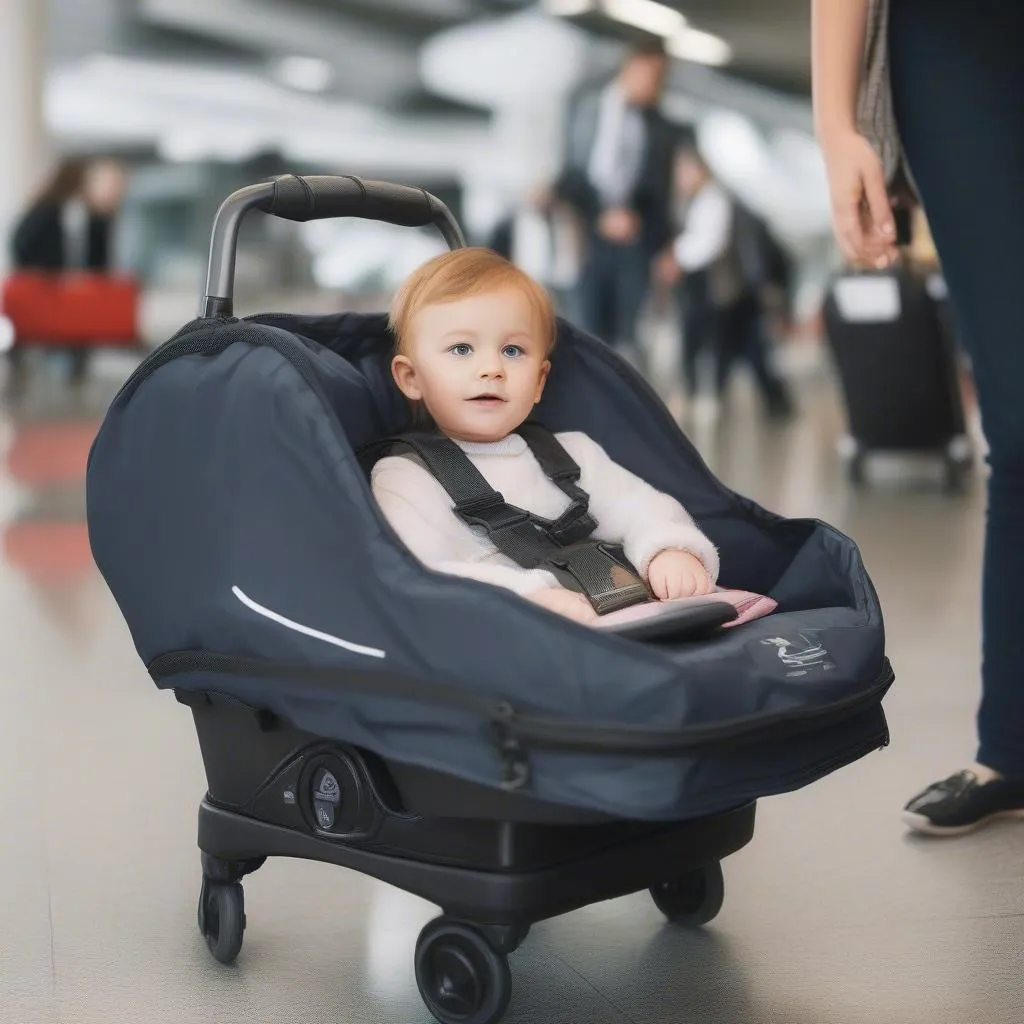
502,344,525,359
449,343,473,357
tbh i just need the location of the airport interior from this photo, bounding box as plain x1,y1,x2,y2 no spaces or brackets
1,2,1022,1023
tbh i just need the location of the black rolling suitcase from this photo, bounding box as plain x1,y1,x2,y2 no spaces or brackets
823,265,972,491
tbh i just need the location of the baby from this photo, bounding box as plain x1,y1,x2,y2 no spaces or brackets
371,247,719,626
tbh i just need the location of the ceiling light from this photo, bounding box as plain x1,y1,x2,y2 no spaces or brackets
273,55,333,93
543,0,594,14
601,0,685,38
667,28,732,66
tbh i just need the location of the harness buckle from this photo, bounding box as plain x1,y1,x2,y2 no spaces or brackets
456,493,531,533
548,543,652,615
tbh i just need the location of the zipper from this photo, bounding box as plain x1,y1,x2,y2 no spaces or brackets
712,721,891,809
500,672,891,791
504,661,894,757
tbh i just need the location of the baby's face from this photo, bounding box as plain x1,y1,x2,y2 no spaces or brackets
393,287,551,443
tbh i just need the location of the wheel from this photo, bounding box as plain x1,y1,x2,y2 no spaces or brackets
650,861,725,927
414,919,512,1024
197,878,245,964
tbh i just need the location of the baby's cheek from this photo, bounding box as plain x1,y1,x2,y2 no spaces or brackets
429,383,461,416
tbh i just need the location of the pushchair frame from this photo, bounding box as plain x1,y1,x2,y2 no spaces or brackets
182,174,758,1024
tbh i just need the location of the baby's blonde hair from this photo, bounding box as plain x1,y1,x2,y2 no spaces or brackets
388,247,557,355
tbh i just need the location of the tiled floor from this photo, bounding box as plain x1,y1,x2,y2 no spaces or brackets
2,351,1021,1024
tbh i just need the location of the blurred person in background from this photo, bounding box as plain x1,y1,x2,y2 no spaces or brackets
9,156,127,386
487,187,584,320
657,147,792,418
551,39,677,359
729,200,796,419
813,0,1024,834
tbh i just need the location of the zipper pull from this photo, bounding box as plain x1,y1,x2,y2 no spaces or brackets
493,701,531,792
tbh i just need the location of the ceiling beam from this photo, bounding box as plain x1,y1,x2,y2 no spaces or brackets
138,0,421,106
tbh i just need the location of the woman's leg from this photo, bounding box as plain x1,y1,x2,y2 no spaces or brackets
890,0,1024,783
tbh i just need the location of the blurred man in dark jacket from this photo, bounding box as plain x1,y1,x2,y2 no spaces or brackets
553,40,678,354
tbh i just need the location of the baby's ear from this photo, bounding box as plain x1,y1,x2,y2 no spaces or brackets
391,354,422,401
534,359,551,404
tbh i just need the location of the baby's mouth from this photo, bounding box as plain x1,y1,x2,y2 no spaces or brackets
468,394,507,403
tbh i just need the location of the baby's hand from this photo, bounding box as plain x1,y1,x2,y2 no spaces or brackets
527,586,599,624
647,550,713,600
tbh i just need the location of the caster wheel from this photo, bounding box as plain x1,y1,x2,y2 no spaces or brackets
198,878,245,964
650,861,725,927
415,919,512,1024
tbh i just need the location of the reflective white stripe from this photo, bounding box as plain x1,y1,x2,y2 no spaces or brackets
231,586,386,659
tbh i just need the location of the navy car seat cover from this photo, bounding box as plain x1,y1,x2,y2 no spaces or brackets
86,313,891,819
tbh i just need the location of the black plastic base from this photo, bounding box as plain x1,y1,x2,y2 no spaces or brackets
187,693,756,1024
198,797,755,925
187,691,755,926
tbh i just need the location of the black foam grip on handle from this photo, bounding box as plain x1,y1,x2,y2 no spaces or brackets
201,174,466,317
260,174,438,228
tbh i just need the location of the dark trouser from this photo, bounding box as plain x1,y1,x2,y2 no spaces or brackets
679,278,790,410
679,270,720,397
577,235,650,349
718,292,791,412
890,0,1024,777
4,346,90,391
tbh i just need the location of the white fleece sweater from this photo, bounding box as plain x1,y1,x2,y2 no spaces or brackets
371,431,719,597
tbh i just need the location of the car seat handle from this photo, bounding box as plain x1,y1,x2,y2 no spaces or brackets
201,174,466,318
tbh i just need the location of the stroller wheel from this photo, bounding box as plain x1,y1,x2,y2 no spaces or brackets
198,878,245,964
650,861,725,927
415,919,512,1024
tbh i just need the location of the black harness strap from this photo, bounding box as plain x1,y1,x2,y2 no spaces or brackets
516,423,597,544
392,431,589,568
368,426,651,614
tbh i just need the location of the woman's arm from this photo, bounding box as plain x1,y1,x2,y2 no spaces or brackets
811,0,870,141
811,0,897,268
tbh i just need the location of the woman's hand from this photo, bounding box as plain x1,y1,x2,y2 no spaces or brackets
647,550,713,600
526,586,599,624
820,129,899,269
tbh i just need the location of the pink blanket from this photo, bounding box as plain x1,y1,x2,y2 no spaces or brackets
592,588,777,631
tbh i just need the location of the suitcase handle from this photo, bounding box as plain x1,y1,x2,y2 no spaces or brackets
201,174,466,318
